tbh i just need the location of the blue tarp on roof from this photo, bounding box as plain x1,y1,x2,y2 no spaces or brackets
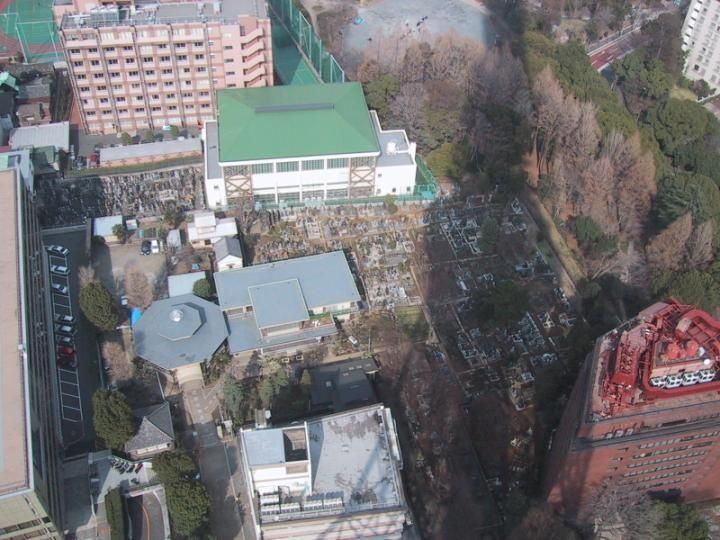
130,308,143,327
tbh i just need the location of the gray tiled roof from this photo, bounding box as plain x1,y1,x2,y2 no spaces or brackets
310,358,378,412
213,236,242,261
249,279,308,329
215,251,360,311
125,402,174,453
133,294,228,369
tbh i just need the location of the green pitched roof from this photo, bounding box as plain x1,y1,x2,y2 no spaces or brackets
217,82,380,162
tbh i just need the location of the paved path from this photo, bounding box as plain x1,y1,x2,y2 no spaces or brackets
182,381,253,540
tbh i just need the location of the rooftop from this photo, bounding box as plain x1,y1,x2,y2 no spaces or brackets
371,111,415,168
133,293,228,370
187,213,237,242
216,83,380,162
226,314,337,355
99,138,201,162
168,271,206,298
307,405,404,510
249,279,309,330
125,402,175,453
310,358,378,412
0,168,31,497
215,251,360,311
213,236,242,261
590,299,720,420
93,215,123,237
243,426,308,467
9,121,70,152
62,0,267,30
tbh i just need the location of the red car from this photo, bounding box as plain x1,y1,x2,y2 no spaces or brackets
89,152,99,169
57,345,75,356
57,354,77,369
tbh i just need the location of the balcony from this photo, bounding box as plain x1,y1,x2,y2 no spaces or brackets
244,64,265,82
242,51,264,70
238,27,264,45
240,39,264,57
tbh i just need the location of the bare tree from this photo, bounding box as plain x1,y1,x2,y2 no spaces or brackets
685,220,715,270
78,265,96,288
124,266,153,309
589,483,663,540
389,82,427,138
102,340,134,385
646,212,693,271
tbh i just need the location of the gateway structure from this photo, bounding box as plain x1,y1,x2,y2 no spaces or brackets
545,299,720,521
203,82,418,208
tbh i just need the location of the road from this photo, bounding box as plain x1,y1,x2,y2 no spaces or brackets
587,5,678,71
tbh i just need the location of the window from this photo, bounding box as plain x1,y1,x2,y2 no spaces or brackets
175,43,186,49
143,57,153,63
351,156,375,167
87,59,98,66
151,94,160,100
73,61,83,67
86,111,96,116
102,110,112,116
145,70,155,76
97,85,106,91
327,157,349,169
79,86,91,93
70,48,80,54
88,48,98,53
109,72,119,78
104,47,115,53
112,84,122,91
182,92,193,98
135,108,145,113
100,98,109,104
108,59,118,65
224,58,234,63
160,56,170,62
135,96,144,101
226,71,236,76
302,159,324,171
195,54,204,60
177,55,187,61
251,163,273,174
186,104,195,110
166,93,176,99
196,67,207,73
277,161,299,173
224,45,233,50
129,71,139,77
199,91,210,97
169,105,177,111
194,42,203,47
125,58,135,65
123,46,133,52
164,82,174,88
115,97,126,103
131,83,141,89
77,74,87,80
183,68,191,73
200,103,210,109
162,69,172,75
151,106,161,112
94,73,105,79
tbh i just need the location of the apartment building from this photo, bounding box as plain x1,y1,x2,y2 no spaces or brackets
203,82,418,208
681,0,720,91
56,0,273,134
544,299,720,522
0,152,64,538
240,404,410,539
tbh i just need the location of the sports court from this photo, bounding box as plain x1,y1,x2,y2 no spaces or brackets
271,21,318,86
0,0,62,63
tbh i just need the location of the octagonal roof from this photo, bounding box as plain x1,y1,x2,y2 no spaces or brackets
133,293,228,370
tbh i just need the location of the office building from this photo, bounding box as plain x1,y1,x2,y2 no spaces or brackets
0,151,64,538
56,0,273,134
681,0,720,91
240,404,410,539
544,299,720,521
203,82,418,208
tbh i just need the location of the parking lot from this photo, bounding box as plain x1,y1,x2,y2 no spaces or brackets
43,225,103,455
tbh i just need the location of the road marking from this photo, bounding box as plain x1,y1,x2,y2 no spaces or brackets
61,391,80,398
142,497,151,540
62,404,82,411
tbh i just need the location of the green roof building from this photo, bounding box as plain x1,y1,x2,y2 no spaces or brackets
203,82,417,207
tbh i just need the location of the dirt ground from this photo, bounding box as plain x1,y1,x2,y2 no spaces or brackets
300,0,494,67
92,239,167,298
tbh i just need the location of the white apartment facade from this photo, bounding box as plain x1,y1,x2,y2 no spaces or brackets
682,0,720,91
56,0,273,134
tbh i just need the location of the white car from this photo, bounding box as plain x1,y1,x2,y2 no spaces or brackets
50,265,69,276
46,245,69,256
51,283,68,295
55,314,75,324
54,324,76,336
150,239,160,254
55,335,73,345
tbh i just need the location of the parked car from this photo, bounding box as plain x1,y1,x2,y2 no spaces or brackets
89,152,99,169
150,239,160,254
57,345,75,356
57,354,77,369
55,314,75,324
50,265,69,276
54,324,76,336
141,240,152,256
46,245,69,256
55,335,73,346
51,283,68,295
121,295,129,307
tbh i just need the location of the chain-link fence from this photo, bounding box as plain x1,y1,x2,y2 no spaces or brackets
268,0,345,84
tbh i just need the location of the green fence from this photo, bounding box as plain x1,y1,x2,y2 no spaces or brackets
268,0,345,84
414,155,440,198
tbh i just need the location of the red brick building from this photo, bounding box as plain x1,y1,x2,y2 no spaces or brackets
544,299,720,521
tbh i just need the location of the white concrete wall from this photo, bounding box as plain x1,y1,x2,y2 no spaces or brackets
375,163,416,197
251,464,311,496
205,176,228,208
218,254,243,272
682,0,720,90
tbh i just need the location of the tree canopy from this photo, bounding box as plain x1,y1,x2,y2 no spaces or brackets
487,281,529,324
92,390,134,450
646,98,719,155
80,282,119,331
192,277,214,299
656,502,709,540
